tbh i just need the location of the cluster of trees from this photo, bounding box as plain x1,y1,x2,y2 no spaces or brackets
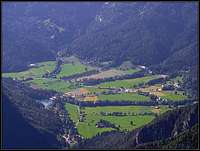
62,94,195,108
146,78,166,86
43,59,62,78
61,69,99,81
81,71,145,86
100,111,157,117
96,119,117,129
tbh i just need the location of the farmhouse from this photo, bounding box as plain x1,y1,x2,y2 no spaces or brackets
138,65,146,69
174,82,181,88
28,63,37,67
49,96,57,101
159,74,168,78
148,70,153,74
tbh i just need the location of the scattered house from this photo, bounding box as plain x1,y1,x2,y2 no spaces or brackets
154,106,159,109
125,89,129,93
162,84,175,91
28,63,37,67
119,88,123,92
156,97,161,101
174,82,181,88
50,98,54,101
71,95,75,98
158,88,162,92
162,98,167,102
138,65,146,69
159,74,168,78
23,77,33,81
49,96,57,101
148,70,153,74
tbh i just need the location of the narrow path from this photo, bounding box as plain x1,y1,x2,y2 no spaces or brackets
76,106,80,126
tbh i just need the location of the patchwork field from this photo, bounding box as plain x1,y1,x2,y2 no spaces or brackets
65,103,170,138
3,59,187,141
138,85,188,101
77,68,140,81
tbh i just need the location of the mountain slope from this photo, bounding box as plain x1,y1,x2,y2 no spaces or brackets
69,2,198,72
2,94,61,149
2,78,64,149
136,124,198,149
2,2,103,72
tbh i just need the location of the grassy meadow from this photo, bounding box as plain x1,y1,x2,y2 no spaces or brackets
97,75,160,88
98,93,150,101
3,61,56,80
64,103,170,138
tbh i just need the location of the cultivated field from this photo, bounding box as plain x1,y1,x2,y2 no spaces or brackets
26,78,75,92
56,62,93,78
98,92,150,101
158,91,188,101
138,85,188,101
65,103,170,138
77,68,140,81
3,61,56,80
97,75,160,88
3,59,180,140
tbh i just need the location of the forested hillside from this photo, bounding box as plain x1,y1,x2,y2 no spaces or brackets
69,2,198,73
2,94,61,149
2,2,102,72
135,124,198,149
3,2,198,74
2,78,64,148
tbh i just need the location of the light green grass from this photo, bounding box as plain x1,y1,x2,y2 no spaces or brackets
121,68,140,75
64,103,79,123
65,103,170,138
27,78,74,92
98,93,150,101
98,75,159,89
85,86,109,94
56,63,93,78
161,91,188,101
3,61,56,80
